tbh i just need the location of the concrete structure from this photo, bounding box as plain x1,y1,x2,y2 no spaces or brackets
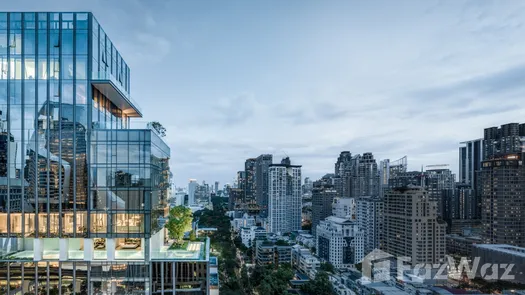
472,244,525,284
446,234,483,257
332,197,356,220
356,196,383,255
480,123,525,247
240,226,266,248
424,167,455,218
188,179,198,206
255,154,272,216
316,216,364,269
382,186,447,266
311,178,337,237
256,240,292,266
291,245,320,275
268,157,302,234
244,158,257,203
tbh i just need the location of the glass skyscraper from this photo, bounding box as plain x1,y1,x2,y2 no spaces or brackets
0,12,212,294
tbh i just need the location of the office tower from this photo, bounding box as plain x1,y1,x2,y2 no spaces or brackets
303,177,313,194
228,187,244,211
268,157,301,234
356,196,383,255
255,154,272,216
459,139,483,186
456,183,476,220
334,151,352,198
352,152,380,198
214,181,219,193
188,179,198,206
244,158,256,201
480,123,525,247
0,13,212,294
332,197,356,219
311,177,337,237
382,186,446,266
424,166,455,217
316,216,364,269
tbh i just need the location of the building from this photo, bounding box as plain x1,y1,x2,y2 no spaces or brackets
256,240,292,266
268,157,302,234
459,139,484,185
214,181,219,194
311,178,337,237
472,244,525,284
356,196,383,255
237,171,246,192
255,154,272,216
240,226,267,248
388,171,422,189
244,158,257,202
480,123,525,247
316,216,364,269
446,234,483,257
335,151,353,198
188,179,198,206
0,12,212,294
332,197,356,219
380,156,408,195
382,186,446,266
352,153,380,198
227,187,244,211
291,245,320,275
423,166,455,217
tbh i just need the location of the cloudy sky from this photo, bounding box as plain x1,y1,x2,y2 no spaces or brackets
8,0,525,187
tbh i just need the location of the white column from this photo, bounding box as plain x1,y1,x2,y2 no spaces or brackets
33,238,43,261
84,238,93,261
59,238,69,261
107,238,115,261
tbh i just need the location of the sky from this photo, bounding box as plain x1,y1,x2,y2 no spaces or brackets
6,0,525,187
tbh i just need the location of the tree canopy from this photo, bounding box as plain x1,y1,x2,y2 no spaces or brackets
301,271,334,295
165,206,193,241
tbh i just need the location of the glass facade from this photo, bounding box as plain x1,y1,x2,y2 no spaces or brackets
0,12,191,294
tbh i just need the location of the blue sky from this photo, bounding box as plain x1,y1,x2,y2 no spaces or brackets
7,0,525,187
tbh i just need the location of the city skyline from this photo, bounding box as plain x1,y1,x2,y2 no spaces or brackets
6,0,525,186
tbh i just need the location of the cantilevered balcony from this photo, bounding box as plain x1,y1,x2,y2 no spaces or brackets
91,72,143,118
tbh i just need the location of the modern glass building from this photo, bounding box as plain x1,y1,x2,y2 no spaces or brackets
0,12,212,294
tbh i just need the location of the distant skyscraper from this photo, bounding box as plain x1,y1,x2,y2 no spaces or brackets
244,158,257,202
255,154,272,217
480,123,525,247
334,151,352,198
380,156,407,196
237,171,246,191
459,139,483,187
356,196,383,255
188,179,198,205
352,152,380,198
311,177,337,238
215,181,219,193
268,157,301,234
382,186,446,266
424,166,455,217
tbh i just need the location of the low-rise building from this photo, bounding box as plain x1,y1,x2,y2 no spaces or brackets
240,226,267,248
256,240,292,266
231,213,256,232
291,245,320,276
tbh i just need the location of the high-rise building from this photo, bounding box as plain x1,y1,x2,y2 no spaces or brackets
459,139,483,187
356,196,383,255
351,152,380,198
334,151,352,198
214,181,219,193
382,186,446,266
424,166,455,217
311,177,337,238
188,179,198,206
0,12,211,293
255,154,272,216
268,157,301,234
379,156,407,196
332,197,356,219
316,216,364,269
237,171,245,191
480,123,525,247
244,158,257,202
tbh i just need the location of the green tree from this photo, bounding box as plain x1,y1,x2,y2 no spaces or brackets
165,206,193,243
301,271,333,295
189,230,197,241
150,121,166,137
257,266,294,295
320,262,335,273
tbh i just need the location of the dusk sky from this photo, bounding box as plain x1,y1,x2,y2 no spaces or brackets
7,0,525,187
